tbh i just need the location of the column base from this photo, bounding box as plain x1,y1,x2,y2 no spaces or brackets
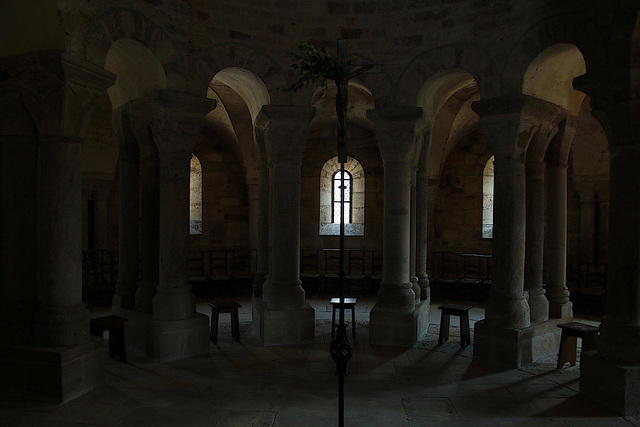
581,351,640,415
120,309,209,362
257,299,315,346
474,318,564,370
369,301,430,347
0,338,104,403
549,300,573,321
152,286,196,321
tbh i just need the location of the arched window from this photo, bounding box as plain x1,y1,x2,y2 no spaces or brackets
482,156,494,239
320,156,364,236
332,170,352,224
190,154,203,235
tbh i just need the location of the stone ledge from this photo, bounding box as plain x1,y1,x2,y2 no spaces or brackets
257,300,315,346
120,310,210,362
0,338,104,403
581,351,640,416
369,301,430,347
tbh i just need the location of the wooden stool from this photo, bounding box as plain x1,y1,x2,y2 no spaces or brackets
330,297,357,339
557,321,599,369
438,304,472,348
90,315,127,362
209,300,241,344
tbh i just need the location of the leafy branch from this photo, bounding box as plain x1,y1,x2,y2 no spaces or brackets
285,42,345,95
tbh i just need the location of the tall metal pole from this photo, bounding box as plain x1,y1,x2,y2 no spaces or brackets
328,39,381,427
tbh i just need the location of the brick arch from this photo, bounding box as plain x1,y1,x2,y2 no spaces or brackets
501,12,605,97
397,43,500,105
83,8,182,87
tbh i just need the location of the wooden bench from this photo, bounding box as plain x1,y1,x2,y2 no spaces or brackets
209,300,241,344
438,304,472,348
557,321,599,369
90,315,127,362
330,297,357,339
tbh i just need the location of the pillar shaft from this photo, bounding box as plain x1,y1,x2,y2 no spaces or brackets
367,107,429,348
115,138,139,310
485,156,530,329
524,161,549,324
253,164,270,297
598,142,640,363
34,137,89,347
545,162,571,315
261,106,315,310
136,154,160,314
415,167,430,297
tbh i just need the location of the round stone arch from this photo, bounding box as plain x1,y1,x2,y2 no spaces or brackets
414,68,482,180
83,8,182,90
501,12,605,97
397,43,500,105
319,156,365,236
105,39,167,109
192,42,288,103
206,67,271,180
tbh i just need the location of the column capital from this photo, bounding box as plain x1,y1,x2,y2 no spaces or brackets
367,107,423,165
259,105,315,165
125,90,216,157
0,51,115,139
473,95,566,160
574,68,635,147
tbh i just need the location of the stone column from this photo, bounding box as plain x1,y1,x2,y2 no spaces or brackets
575,182,597,264
578,70,640,413
0,51,114,402
136,151,160,314
118,90,216,362
416,143,431,301
257,105,315,345
410,167,420,302
415,168,429,297
472,96,533,369
545,160,572,319
113,118,139,311
524,160,549,324
367,107,429,347
252,114,270,313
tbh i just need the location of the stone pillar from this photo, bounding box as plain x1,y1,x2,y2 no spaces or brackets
524,161,549,324
252,116,270,330
0,51,114,402
113,119,139,311
578,74,640,414
117,91,216,362
410,167,420,302
545,160,572,319
257,105,315,346
472,96,533,369
136,151,160,314
575,182,597,264
367,107,429,347
415,164,430,301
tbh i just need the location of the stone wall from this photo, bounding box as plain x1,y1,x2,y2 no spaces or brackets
433,130,493,255
189,138,250,251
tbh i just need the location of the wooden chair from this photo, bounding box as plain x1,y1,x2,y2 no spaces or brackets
322,249,343,295
231,250,255,296
346,249,369,295
300,249,322,295
207,249,232,297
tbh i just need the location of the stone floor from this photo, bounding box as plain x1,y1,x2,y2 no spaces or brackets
2,296,636,426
